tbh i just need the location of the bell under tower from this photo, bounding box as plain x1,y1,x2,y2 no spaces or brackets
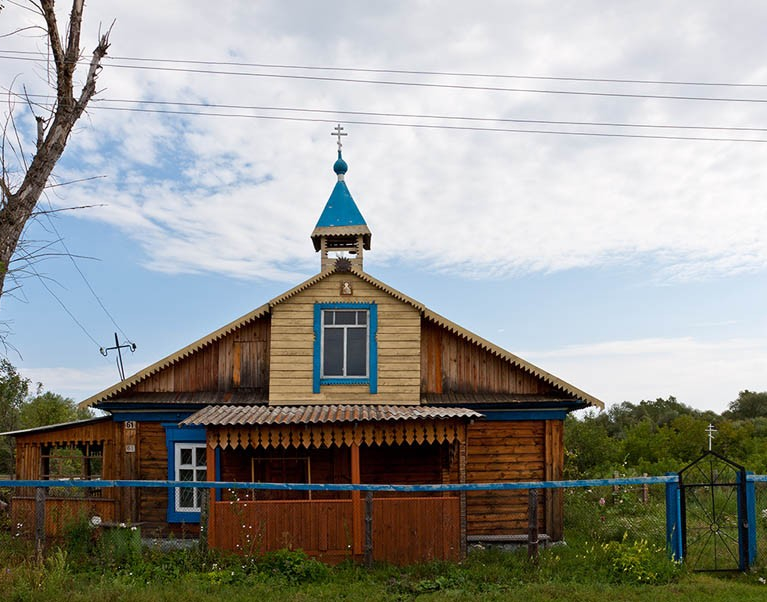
311,125,371,272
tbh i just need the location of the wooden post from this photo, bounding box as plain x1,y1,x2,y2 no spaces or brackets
351,442,362,556
642,473,649,504
206,443,216,549
528,489,539,562
199,487,209,554
459,431,467,559
34,486,46,557
364,491,373,567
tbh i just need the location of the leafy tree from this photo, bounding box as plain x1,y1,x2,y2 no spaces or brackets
723,390,767,420
0,359,30,475
564,413,621,478
19,390,88,429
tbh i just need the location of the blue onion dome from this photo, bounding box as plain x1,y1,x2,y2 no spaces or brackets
333,151,348,175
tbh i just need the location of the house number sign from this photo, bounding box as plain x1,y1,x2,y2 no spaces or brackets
125,420,137,453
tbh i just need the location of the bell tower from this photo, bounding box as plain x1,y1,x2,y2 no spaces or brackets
311,125,371,272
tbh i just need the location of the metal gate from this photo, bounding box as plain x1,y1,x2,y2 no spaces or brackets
678,451,749,571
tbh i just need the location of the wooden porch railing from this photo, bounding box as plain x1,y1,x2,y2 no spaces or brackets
209,495,460,564
372,496,460,563
211,499,354,561
11,496,117,537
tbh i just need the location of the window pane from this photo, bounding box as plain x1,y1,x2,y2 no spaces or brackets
179,488,194,509
323,328,344,376
180,448,192,466
357,311,367,325
195,447,207,467
346,327,367,376
196,469,206,482
323,310,334,325
179,469,193,482
334,311,356,325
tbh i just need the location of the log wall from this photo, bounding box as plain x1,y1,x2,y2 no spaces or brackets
465,420,563,539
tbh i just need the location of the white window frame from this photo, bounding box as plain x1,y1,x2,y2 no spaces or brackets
320,309,369,379
174,442,207,513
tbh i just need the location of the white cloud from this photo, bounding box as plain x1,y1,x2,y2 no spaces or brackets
22,364,125,402
523,336,767,412
4,1,767,284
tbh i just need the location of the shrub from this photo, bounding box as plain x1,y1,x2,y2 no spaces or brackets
257,549,329,583
602,533,682,585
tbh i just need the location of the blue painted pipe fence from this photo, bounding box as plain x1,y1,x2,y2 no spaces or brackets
0,475,677,491
1,474,760,569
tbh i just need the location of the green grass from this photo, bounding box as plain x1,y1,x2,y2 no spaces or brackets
1,536,766,602
2,491,767,601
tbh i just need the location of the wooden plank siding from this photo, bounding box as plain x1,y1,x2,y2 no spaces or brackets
131,317,271,393
420,320,563,395
465,420,563,538
269,272,422,404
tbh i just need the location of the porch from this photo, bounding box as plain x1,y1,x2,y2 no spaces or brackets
183,404,480,564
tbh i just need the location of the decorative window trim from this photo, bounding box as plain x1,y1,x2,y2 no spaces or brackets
313,302,377,394
164,424,217,523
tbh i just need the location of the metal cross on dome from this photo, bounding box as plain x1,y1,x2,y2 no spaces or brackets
332,123,347,151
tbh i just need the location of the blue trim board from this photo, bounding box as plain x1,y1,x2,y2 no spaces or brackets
313,302,377,394
112,411,196,423
481,410,568,421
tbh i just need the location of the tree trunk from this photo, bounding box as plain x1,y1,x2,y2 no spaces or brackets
0,0,111,300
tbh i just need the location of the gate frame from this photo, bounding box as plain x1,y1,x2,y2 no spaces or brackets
677,450,750,571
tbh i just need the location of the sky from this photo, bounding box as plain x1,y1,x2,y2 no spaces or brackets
1,0,766,413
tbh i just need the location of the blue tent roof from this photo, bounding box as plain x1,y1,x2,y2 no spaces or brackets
314,180,368,229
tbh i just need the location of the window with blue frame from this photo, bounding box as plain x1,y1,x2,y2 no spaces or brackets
165,424,210,523
313,303,377,393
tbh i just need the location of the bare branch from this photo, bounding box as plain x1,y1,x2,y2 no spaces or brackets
31,203,105,216
76,23,112,110
40,1,66,98
0,1,113,302
44,175,106,189
0,25,47,39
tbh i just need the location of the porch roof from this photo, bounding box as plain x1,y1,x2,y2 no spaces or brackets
181,404,482,427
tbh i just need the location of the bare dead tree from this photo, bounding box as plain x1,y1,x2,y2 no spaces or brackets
0,0,111,302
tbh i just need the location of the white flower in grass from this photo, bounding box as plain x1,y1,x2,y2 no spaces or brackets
90,515,102,527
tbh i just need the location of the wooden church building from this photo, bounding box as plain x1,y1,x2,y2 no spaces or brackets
6,131,603,563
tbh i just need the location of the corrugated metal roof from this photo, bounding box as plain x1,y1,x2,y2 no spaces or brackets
181,404,483,427
0,416,111,438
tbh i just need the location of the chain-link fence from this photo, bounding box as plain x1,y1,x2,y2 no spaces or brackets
563,481,668,547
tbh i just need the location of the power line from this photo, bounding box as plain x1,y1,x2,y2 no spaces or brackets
40,207,134,346
15,90,767,133
95,98,767,134
4,47,767,89
4,52,767,104
7,89,767,142
22,259,102,349
86,105,767,143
